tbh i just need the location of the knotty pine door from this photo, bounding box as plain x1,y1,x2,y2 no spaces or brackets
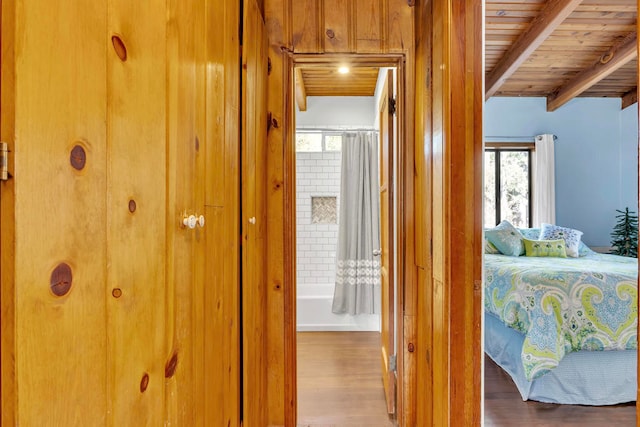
0,0,242,425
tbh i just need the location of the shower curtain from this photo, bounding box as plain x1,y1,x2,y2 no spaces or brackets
332,131,381,315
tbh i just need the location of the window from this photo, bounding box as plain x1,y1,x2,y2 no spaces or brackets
295,132,323,152
484,146,532,228
295,131,343,152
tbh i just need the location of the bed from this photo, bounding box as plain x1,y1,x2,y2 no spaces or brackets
484,247,638,405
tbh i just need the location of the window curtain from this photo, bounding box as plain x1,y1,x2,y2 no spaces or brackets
533,133,556,226
332,132,381,315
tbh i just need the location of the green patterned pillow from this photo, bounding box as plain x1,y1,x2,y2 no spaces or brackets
523,238,567,258
485,220,524,256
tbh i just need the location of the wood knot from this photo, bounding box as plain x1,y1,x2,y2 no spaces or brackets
112,288,122,298
165,352,179,378
70,145,86,171
128,199,137,213
407,342,415,353
140,373,149,393
267,113,279,132
325,29,335,39
50,263,72,297
600,52,614,64
111,35,128,62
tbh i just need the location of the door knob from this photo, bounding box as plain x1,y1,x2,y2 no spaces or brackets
373,249,381,256
196,214,205,228
183,214,197,229
248,217,256,224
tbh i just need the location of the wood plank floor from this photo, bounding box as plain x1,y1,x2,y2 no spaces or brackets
484,355,636,426
297,331,395,427
297,332,636,426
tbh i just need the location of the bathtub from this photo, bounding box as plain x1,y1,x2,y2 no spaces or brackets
296,283,380,332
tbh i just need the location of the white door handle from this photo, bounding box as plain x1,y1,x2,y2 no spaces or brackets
196,214,205,228
248,217,256,224
183,214,197,229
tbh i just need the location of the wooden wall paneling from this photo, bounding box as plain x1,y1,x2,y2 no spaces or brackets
412,1,433,426
166,0,198,423
291,0,320,52
355,0,384,53
263,1,291,425
106,1,167,424
221,0,242,422
322,0,355,52
283,56,298,427
197,6,226,418
203,0,241,425
242,0,269,425
427,0,450,424
203,203,227,425
0,0,17,423
387,0,413,54
419,0,483,425
7,1,108,424
448,1,482,425
396,43,418,427
193,3,208,424
205,0,227,208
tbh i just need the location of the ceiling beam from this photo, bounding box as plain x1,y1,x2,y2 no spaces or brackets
295,68,307,112
621,88,637,109
485,0,583,100
547,33,638,112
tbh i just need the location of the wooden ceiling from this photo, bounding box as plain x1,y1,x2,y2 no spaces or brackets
294,66,380,111
296,0,638,112
486,0,637,111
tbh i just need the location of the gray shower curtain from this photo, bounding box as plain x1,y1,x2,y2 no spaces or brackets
332,132,381,315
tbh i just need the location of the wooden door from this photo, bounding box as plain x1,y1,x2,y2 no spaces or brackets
241,0,269,425
1,1,243,425
379,69,396,415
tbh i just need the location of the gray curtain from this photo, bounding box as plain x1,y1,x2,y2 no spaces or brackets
332,132,381,315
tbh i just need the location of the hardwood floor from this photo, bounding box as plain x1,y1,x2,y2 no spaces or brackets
484,355,636,426
297,332,636,426
297,331,395,427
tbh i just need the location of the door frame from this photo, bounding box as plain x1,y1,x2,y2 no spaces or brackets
283,53,410,423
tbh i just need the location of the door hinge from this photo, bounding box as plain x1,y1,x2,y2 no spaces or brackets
0,142,9,181
389,97,396,115
389,354,397,372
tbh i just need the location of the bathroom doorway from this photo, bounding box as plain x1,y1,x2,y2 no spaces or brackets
292,62,399,425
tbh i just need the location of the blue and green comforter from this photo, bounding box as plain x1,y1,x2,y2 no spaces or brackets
484,252,638,381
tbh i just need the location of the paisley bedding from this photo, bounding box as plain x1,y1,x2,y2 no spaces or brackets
484,252,638,381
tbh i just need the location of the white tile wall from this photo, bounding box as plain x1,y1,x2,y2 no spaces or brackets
296,151,341,286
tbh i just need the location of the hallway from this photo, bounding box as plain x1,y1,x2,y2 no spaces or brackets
297,332,395,427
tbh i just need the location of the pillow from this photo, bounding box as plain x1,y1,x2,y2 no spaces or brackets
518,228,541,255
539,223,583,258
523,238,567,258
578,240,595,256
484,239,500,254
485,220,524,256
518,228,541,240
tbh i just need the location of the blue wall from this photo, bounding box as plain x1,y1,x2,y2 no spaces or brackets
485,97,638,247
